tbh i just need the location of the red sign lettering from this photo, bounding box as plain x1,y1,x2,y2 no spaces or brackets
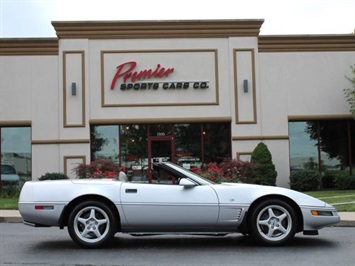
110,61,175,90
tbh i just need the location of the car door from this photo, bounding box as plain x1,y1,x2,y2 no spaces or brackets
120,182,219,231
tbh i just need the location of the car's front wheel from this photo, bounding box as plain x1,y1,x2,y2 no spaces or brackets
249,199,298,246
68,201,117,248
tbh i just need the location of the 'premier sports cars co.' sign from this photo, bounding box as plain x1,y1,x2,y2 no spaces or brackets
110,61,209,91
101,50,219,107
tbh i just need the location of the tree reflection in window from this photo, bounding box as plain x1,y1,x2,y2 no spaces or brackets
175,124,202,167
203,123,231,164
289,120,354,174
120,125,148,168
91,126,119,163
306,121,349,171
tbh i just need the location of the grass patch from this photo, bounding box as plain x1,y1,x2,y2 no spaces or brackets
0,197,18,210
306,190,355,198
0,184,20,209
333,204,355,212
305,190,355,212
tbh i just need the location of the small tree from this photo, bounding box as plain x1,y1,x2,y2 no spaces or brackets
250,142,277,186
344,64,355,118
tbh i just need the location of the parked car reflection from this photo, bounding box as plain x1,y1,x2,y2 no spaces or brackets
1,164,20,185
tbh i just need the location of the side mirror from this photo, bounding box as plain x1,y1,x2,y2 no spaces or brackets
179,178,196,188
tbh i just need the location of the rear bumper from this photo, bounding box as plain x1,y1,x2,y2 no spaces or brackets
18,202,66,227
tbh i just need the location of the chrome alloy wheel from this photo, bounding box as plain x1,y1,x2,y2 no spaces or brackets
73,206,110,244
256,204,292,242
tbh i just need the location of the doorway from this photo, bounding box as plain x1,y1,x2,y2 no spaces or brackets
147,136,175,182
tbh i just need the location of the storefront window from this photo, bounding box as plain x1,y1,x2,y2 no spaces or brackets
175,124,202,168
91,126,119,163
91,122,232,174
0,127,32,182
289,120,354,174
91,125,148,169
289,122,320,171
203,123,231,164
120,124,148,170
317,121,348,171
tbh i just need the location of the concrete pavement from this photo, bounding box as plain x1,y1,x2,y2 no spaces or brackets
1,209,354,226
0,210,22,223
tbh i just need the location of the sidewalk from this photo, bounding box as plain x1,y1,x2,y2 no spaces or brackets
0,210,354,226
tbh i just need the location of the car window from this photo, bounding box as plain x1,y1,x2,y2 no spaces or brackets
1,165,17,175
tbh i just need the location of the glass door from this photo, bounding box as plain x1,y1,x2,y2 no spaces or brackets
147,136,175,183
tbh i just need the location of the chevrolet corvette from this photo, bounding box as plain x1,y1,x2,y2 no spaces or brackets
18,162,340,248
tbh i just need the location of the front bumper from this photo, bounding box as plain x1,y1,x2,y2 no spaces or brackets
301,206,340,231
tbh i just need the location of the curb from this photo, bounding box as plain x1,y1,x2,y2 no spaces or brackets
0,217,22,223
333,220,355,227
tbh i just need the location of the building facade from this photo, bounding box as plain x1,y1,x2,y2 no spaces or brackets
1,20,354,187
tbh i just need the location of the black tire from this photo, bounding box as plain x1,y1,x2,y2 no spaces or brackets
249,199,298,246
68,201,117,248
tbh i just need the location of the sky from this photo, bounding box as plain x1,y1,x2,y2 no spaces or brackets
0,0,354,38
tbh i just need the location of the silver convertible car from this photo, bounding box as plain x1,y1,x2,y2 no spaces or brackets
19,162,340,248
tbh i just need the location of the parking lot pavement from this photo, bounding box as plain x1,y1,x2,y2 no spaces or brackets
1,209,354,226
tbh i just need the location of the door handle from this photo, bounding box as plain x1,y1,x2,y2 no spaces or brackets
125,189,137,193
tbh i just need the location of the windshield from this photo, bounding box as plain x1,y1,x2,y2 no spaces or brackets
163,162,215,185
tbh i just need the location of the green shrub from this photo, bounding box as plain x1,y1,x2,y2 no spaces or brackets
38,172,69,181
322,171,336,189
334,173,355,190
322,171,349,189
250,143,277,185
290,170,321,191
0,184,20,197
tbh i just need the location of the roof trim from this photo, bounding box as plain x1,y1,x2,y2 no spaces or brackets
51,19,264,39
0,38,58,56
288,114,353,121
259,34,355,52
90,117,232,125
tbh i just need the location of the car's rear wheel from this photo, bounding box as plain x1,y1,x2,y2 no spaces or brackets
249,199,297,246
68,201,117,248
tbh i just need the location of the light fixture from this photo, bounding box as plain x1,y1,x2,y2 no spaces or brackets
71,82,77,96
243,79,248,93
